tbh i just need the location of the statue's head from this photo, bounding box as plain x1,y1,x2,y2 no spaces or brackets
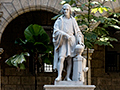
75,44,85,55
61,4,72,18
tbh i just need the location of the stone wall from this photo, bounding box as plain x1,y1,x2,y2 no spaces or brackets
1,67,56,90
0,5,57,90
91,45,120,90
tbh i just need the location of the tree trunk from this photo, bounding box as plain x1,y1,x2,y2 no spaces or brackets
34,52,38,90
35,63,37,90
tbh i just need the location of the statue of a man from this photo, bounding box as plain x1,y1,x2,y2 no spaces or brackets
53,4,84,81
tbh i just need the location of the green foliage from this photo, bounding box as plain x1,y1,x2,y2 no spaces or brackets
95,36,118,48
24,24,50,45
41,43,54,65
5,24,53,70
60,0,77,5
5,52,29,70
15,24,50,53
58,0,120,48
51,14,62,20
91,7,109,14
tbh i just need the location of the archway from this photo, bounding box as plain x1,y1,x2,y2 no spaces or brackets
0,10,56,90
1,10,56,60
0,0,62,39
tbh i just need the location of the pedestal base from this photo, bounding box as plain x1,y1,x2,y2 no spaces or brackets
55,81,83,85
44,85,96,90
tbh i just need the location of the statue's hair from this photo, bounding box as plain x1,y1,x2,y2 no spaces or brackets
61,4,72,15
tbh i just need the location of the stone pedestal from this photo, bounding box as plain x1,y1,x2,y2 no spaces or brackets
54,81,83,85
44,81,95,90
72,56,83,81
44,85,95,90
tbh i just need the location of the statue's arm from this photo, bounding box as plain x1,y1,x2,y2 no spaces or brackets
73,18,84,45
53,19,71,40
82,57,88,72
82,58,87,69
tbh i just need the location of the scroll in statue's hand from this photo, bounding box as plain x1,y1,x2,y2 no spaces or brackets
67,35,72,41
63,34,72,41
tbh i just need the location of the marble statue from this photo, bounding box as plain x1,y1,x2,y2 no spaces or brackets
72,44,88,82
53,4,84,82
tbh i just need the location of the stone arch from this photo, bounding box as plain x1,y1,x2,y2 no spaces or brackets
0,0,62,41
0,0,120,41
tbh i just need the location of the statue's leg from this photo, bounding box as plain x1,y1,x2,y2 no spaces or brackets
66,57,72,81
55,57,65,81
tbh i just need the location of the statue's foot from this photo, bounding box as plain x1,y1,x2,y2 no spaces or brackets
64,77,72,81
66,78,72,81
55,76,61,82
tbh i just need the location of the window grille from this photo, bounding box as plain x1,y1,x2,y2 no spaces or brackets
44,63,53,72
105,51,120,72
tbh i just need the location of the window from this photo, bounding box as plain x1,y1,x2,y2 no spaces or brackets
105,51,120,72
105,30,120,72
44,63,53,72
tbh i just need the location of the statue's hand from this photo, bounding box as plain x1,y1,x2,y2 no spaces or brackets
68,36,72,41
83,67,89,72
64,35,71,41
78,41,84,46
81,42,84,46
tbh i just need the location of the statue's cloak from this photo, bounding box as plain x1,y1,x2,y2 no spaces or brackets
53,15,84,70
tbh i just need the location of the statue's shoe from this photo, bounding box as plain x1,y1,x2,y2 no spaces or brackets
55,77,61,82
64,77,72,81
66,78,72,81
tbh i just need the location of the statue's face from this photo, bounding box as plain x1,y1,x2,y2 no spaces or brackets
63,5,70,18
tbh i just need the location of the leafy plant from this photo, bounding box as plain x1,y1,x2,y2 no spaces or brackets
5,24,53,90
6,24,53,69
5,52,30,70
52,0,120,48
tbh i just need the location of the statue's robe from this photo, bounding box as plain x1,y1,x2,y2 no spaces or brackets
53,15,84,70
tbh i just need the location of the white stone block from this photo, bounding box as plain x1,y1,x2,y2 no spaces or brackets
21,0,30,12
